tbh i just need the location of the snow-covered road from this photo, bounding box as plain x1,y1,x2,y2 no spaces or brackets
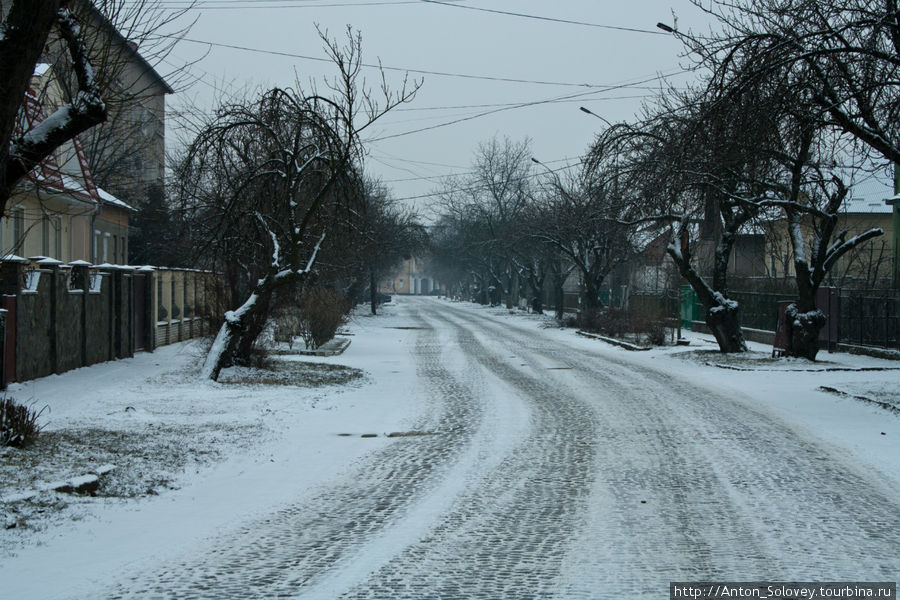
4,297,898,598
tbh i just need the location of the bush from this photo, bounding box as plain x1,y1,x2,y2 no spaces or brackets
576,306,670,346
1,397,45,447
297,287,350,350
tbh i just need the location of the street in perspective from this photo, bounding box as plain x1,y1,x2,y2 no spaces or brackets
1,297,898,598
1,0,900,598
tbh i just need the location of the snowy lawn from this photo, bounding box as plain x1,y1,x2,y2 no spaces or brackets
0,302,424,557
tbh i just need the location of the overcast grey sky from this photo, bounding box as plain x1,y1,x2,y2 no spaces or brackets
160,1,717,208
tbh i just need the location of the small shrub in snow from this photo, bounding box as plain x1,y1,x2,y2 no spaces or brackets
296,287,349,350
0,397,46,447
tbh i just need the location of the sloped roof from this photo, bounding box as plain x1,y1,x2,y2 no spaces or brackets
844,177,893,214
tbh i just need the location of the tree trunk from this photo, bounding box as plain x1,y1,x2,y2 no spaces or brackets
785,303,825,361
705,303,747,353
369,269,377,315
234,287,273,364
666,231,747,353
582,278,600,311
0,0,62,213
201,289,271,381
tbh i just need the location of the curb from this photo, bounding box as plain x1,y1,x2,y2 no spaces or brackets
576,330,651,351
272,337,351,357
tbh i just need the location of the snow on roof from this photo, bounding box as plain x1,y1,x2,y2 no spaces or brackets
96,186,135,211
844,177,893,214
56,173,99,203
36,257,64,266
842,196,893,214
1,255,29,263
33,63,51,77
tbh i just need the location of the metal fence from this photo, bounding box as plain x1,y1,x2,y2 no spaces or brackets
729,291,794,332
680,286,900,350
839,294,899,349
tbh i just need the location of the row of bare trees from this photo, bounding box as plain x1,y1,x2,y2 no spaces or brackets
431,0,897,361
429,136,636,321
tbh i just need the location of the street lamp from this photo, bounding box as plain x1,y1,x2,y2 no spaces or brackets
531,157,563,185
578,106,613,128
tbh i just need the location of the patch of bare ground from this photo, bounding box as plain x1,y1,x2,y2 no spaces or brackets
219,360,365,387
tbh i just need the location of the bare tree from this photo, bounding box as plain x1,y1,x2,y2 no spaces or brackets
322,177,425,314
176,28,419,380
663,1,887,359
529,165,631,313
433,136,533,308
680,0,900,164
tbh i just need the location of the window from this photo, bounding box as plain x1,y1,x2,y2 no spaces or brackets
93,229,101,263
103,233,110,263
113,235,118,264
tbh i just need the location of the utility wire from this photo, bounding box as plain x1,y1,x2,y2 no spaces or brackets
388,159,583,203
152,1,420,8
418,0,667,35
365,70,686,143
171,35,626,88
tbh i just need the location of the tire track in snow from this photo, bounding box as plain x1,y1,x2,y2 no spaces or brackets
104,307,486,600
338,303,600,600
435,300,900,595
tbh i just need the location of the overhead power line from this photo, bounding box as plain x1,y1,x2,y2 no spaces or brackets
418,0,667,35
152,1,420,8
387,159,584,203
364,70,687,143
172,36,627,88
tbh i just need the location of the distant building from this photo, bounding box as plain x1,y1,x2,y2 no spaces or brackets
380,256,445,295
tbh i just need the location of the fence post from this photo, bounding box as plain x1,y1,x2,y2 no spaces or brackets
0,308,5,390
69,262,90,368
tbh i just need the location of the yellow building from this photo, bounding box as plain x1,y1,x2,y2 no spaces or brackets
380,256,445,295
1,63,132,264
765,191,894,288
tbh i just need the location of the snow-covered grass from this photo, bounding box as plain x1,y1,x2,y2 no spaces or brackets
0,303,422,554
